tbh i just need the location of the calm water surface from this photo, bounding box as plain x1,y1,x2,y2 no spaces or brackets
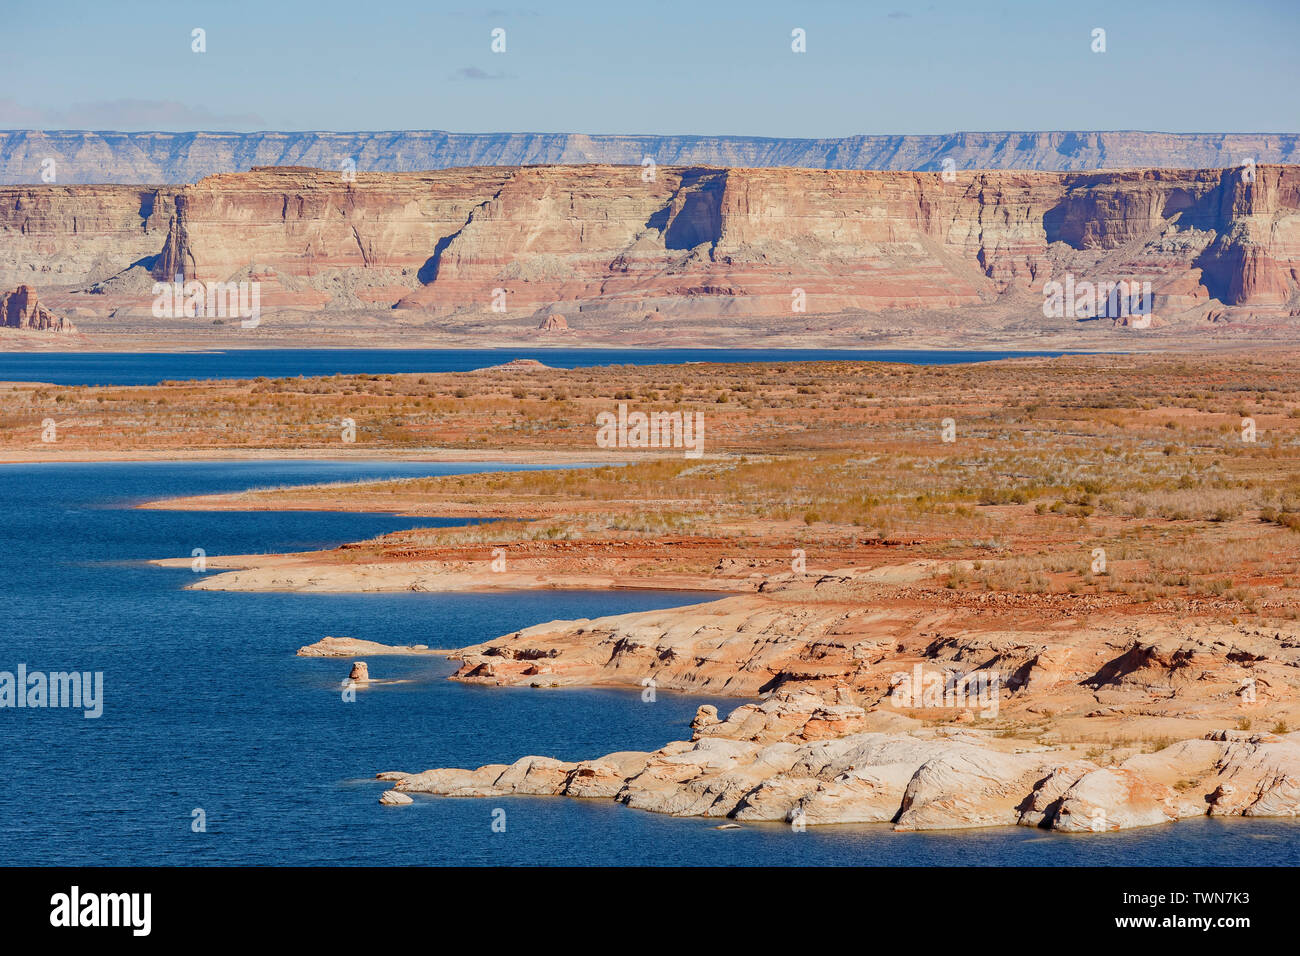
0,348,1095,386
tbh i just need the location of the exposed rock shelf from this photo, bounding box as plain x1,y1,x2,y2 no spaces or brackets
363,567,1300,831
381,690,1300,832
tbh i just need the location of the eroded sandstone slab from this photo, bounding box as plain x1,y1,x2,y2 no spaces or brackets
380,687,1300,832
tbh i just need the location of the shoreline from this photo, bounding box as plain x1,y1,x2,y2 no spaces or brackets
154,549,746,596
0,448,623,466
34,351,1300,835
0,331,1167,354
0,342,1136,354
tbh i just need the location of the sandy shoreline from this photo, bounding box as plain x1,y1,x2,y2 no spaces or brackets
151,548,747,595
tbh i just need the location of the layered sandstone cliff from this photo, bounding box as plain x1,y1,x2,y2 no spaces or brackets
3,130,1298,184
0,185,173,303
2,163,1297,330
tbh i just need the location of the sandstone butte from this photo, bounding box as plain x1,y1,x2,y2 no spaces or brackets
2,163,1298,337
281,561,1300,833
0,284,74,332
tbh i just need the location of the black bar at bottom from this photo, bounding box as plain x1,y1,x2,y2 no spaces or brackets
0,866,1273,941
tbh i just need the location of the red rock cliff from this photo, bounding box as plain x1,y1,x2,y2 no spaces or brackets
1,164,1296,324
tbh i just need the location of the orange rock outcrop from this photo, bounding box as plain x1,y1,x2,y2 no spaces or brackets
0,285,75,332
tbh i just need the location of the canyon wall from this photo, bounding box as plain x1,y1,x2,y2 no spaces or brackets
2,130,1298,185
1,163,1297,329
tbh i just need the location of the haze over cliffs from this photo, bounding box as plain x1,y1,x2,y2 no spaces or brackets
3,162,1298,346
3,130,1299,185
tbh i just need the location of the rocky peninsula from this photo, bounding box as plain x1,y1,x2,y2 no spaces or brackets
35,349,1297,833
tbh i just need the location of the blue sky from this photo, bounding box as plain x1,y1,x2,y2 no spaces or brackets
3,0,1297,135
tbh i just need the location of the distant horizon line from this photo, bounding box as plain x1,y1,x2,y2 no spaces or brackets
5,128,1300,138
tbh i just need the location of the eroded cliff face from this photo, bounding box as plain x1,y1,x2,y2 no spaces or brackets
1,163,1297,330
148,166,517,312
0,185,171,291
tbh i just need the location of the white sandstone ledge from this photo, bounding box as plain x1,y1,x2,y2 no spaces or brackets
375,690,1300,833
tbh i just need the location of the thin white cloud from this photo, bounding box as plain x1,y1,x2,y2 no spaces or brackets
449,66,514,81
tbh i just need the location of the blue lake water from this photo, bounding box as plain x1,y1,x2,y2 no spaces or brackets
0,348,1093,386
1,459,1295,866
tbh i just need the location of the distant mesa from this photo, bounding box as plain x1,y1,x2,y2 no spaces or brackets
6,130,1300,183
0,286,75,333
537,313,569,332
